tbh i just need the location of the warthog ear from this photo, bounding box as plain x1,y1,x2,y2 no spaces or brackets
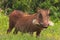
36,8,41,13
36,7,41,13
32,19,40,25
47,9,50,14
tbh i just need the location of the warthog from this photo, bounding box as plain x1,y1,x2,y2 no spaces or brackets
7,9,54,37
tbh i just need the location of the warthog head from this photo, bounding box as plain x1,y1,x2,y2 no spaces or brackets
32,8,54,28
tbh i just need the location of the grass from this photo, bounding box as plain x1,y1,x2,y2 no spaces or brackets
0,12,60,40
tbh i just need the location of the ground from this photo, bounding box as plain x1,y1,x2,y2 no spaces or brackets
0,14,60,40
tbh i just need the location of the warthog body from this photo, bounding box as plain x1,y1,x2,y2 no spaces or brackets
7,9,54,37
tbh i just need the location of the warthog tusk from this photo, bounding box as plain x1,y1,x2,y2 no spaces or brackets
32,19,40,25
49,21,54,26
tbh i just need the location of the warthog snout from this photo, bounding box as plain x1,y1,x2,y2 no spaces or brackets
32,19,54,27
40,21,54,27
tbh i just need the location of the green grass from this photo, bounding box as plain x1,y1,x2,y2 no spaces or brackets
0,13,60,40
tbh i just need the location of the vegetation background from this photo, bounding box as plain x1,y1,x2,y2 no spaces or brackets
0,0,60,40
